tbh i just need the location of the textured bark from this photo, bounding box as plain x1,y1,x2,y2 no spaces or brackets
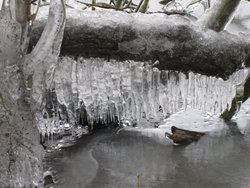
0,0,66,187
24,0,66,107
0,8,43,187
30,10,250,80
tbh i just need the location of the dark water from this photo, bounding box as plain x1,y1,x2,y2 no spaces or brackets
44,127,250,188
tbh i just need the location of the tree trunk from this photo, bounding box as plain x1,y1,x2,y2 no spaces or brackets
0,7,43,186
0,0,66,186
30,10,250,79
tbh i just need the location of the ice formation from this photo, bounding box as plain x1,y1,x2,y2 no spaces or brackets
33,1,250,136
38,56,247,135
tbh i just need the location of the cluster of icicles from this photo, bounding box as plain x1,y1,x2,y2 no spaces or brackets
51,57,247,126
38,56,248,136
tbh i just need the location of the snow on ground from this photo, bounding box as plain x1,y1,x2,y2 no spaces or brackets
158,109,226,133
121,108,229,145
121,98,250,145
233,98,250,134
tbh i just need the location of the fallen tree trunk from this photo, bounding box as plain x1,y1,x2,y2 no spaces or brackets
30,9,250,79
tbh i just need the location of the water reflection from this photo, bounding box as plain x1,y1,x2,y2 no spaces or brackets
45,127,250,188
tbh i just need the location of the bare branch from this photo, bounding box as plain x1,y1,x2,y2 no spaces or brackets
76,0,130,11
28,0,66,62
135,0,143,12
197,0,241,32
147,11,186,15
186,0,203,9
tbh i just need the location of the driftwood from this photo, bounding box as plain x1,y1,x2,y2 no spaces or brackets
30,10,250,80
165,126,205,145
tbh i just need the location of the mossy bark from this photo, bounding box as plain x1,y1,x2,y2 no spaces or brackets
30,11,250,79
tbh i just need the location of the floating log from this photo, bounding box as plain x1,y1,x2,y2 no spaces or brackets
165,126,205,145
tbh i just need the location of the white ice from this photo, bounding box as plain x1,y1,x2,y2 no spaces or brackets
51,57,247,129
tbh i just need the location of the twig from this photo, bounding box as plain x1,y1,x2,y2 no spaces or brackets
92,0,96,10
30,0,38,5
31,0,41,26
138,0,149,13
135,0,144,12
186,0,203,8
39,2,50,7
109,0,115,5
147,11,186,15
39,2,74,8
123,0,132,9
1,0,5,10
76,0,130,11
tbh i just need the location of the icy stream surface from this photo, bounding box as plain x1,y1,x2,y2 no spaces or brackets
39,56,250,188
44,99,250,188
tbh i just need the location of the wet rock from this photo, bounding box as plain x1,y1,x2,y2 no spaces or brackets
166,126,205,146
44,171,54,186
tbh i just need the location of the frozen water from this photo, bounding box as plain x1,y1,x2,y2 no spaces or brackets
40,56,247,130
232,98,250,134
33,1,250,136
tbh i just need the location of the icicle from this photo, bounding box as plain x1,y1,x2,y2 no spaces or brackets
38,56,247,129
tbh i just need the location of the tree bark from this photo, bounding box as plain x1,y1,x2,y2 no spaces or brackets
24,0,66,107
0,7,43,186
197,0,241,32
0,0,66,186
30,10,250,79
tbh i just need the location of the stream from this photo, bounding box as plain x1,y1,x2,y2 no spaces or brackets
44,120,250,188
